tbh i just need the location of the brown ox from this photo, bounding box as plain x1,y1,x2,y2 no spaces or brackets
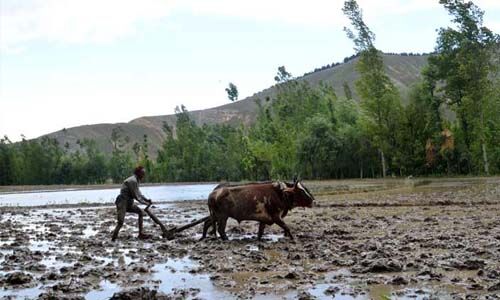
201,180,314,240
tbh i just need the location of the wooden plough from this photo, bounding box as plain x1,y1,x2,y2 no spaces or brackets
144,204,209,240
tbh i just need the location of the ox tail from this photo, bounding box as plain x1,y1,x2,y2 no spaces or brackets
206,191,218,236
207,190,216,218
208,183,226,225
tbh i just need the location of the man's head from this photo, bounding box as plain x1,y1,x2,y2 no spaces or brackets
134,166,146,181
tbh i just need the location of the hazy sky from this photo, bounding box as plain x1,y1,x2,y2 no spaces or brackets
1,0,499,141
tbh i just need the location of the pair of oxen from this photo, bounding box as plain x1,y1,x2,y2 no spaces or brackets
201,179,315,241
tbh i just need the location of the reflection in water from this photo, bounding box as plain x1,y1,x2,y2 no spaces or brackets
0,184,217,207
0,285,43,299
151,257,230,299
85,280,121,300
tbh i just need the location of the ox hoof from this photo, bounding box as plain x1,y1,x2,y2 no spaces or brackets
138,233,152,240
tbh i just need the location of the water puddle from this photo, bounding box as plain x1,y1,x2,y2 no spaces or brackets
151,257,229,298
307,283,450,300
229,233,283,242
84,280,121,300
82,256,231,300
0,184,217,207
0,285,43,299
0,255,227,299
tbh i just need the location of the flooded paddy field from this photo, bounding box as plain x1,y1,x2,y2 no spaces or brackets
0,177,499,299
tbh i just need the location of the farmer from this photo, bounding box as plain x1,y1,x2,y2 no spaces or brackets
111,166,153,241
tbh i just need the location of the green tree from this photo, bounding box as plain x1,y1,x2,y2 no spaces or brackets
343,0,403,177
397,83,443,175
225,82,239,102
428,0,499,174
109,126,133,182
157,105,205,181
132,142,141,162
274,66,292,83
343,81,353,100
0,136,16,185
298,116,340,179
79,139,108,184
140,134,153,182
484,82,500,173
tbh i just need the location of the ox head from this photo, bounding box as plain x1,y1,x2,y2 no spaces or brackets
282,179,314,208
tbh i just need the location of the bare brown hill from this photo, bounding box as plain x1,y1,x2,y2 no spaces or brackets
42,53,429,157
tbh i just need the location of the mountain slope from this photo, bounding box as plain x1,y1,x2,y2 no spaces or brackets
43,53,429,157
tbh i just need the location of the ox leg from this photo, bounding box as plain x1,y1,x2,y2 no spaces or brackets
217,217,228,240
257,222,266,241
274,218,294,240
200,219,209,241
211,222,217,236
200,218,213,241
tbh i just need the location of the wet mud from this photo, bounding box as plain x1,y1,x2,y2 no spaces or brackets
0,177,499,299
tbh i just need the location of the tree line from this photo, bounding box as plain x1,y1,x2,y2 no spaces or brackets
302,51,433,77
1,0,498,185
0,126,153,185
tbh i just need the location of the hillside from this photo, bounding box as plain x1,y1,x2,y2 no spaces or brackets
42,53,429,157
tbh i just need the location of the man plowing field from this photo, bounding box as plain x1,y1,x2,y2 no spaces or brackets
111,166,168,241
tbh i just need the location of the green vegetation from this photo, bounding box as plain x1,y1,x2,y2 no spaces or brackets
0,0,498,186
427,0,499,174
0,136,108,185
225,82,239,102
343,0,403,177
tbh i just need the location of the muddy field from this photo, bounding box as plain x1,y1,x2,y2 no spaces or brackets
0,178,499,299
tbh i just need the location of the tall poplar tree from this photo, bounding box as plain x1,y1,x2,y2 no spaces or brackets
342,0,402,177
429,0,499,174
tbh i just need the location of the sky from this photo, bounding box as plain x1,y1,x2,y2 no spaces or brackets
1,0,499,142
